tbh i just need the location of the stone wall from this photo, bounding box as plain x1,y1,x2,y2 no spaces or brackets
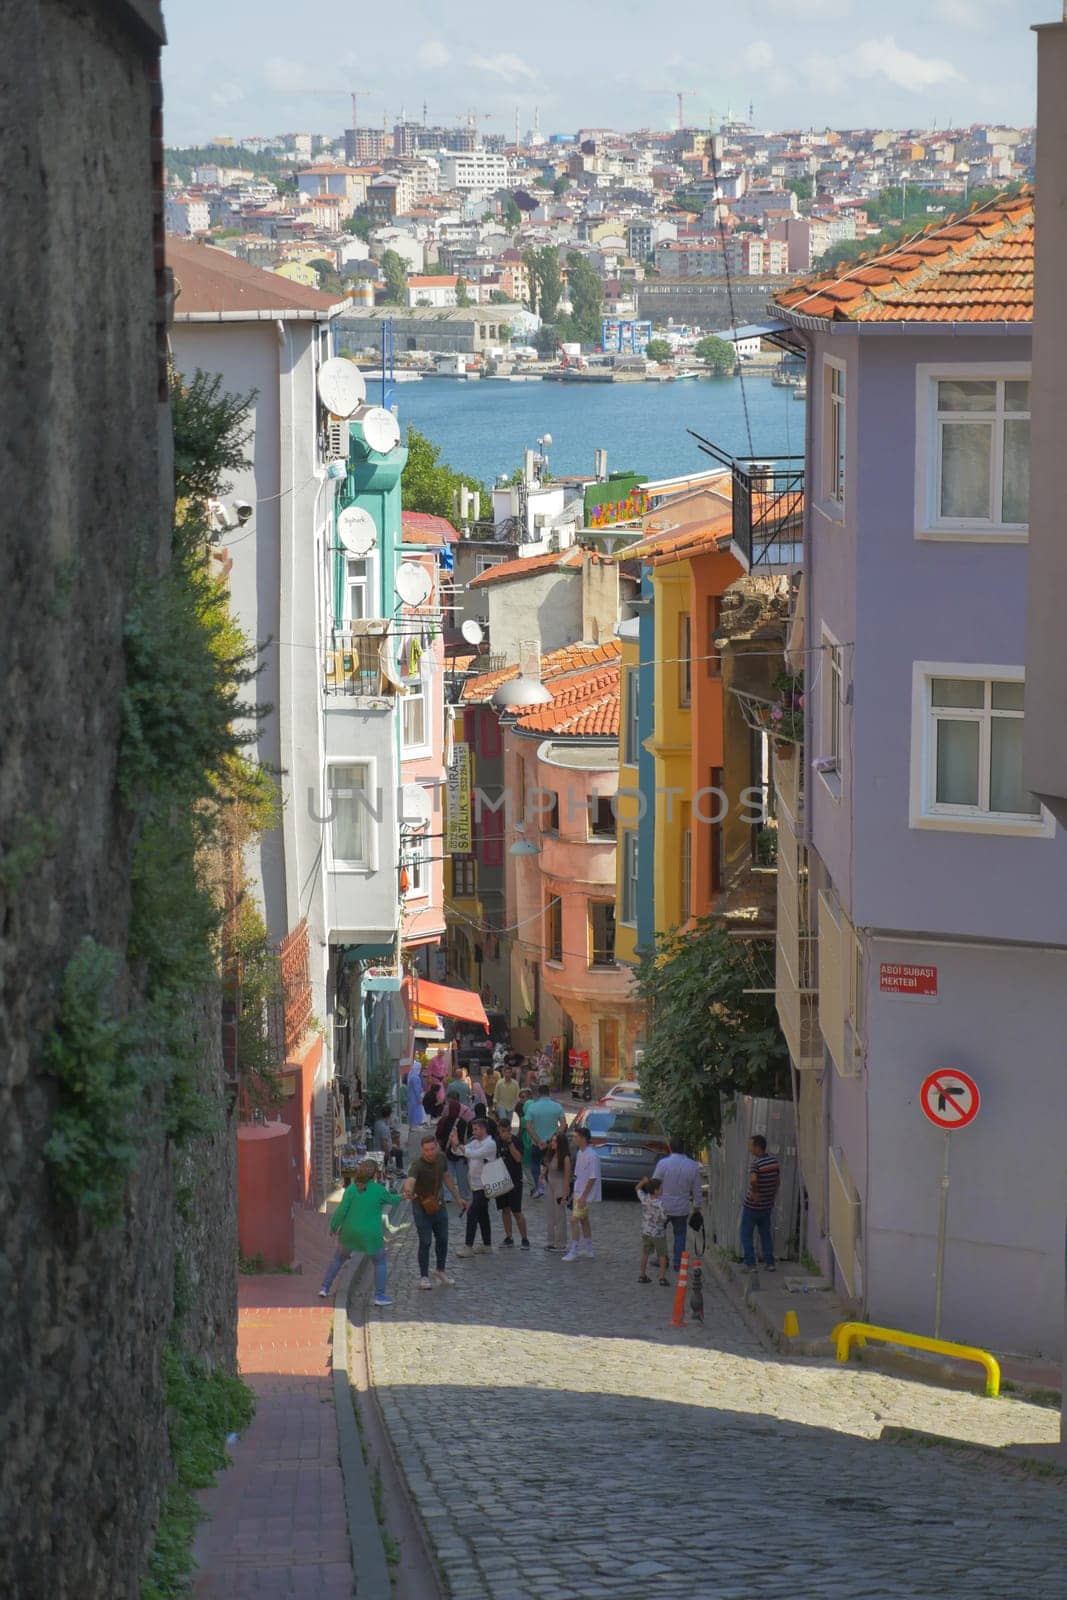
0,4,237,1594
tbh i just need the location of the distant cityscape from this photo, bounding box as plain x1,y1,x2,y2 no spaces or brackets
165,114,1032,354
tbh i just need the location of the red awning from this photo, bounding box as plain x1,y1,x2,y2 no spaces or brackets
411,979,489,1033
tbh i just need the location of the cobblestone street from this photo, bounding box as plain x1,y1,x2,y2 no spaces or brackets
367,1197,1063,1600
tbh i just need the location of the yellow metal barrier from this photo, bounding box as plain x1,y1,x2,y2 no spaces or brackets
830,1321,1001,1398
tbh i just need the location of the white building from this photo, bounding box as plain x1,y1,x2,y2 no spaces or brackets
439,151,510,192
165,194,211,236
407,274,459,308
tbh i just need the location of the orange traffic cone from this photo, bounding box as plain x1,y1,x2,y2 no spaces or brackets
670,1250,690,1327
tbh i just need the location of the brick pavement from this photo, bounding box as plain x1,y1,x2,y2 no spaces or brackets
192,1209,354,1600
367,1194,1064,1600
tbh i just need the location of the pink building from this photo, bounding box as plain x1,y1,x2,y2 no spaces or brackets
503,653,642,1090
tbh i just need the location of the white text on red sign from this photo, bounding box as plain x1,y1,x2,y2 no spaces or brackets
880,963,938,997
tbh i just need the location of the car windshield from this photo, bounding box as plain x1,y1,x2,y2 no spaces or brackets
582,1111,663,1136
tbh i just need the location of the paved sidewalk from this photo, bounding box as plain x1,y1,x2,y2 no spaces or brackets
192,1209,353,1600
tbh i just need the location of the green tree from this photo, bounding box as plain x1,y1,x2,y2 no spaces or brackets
343,212,373,242
489,289,512,304
455,275,472,308
635,919,789,1148
785,176,813,202
306,257,341,294
552,174,570,198
502,194,522,229
380,248,408,305
401,425,488,521
694,335,736,374
564,251,603,345
536,246,562,322
535,324,560,358
644,338,673,363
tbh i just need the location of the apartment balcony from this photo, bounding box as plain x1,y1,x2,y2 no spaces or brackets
539,830,616,887
689,432,804,572
323,624,390,698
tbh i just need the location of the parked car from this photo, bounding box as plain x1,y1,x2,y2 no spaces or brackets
569,1106,670,1188
598,1079,643,1108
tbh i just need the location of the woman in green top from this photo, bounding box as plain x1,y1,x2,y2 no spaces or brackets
319,1160,403,1306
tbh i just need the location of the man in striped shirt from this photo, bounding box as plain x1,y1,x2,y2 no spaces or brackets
740,1134,780,1272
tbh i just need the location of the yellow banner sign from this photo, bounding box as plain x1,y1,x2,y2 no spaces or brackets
444,742,472,854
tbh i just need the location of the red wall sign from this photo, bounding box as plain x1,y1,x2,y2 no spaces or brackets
880,962,938,997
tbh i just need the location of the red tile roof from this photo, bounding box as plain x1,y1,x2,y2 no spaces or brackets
460,638,621,704
774,188,1033,324
514,663,620,737
467,547,583,588
401,511,459,546
168,238,345,318
625,507,734,565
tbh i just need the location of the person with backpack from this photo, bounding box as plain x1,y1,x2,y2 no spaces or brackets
493,1120,529,1249
436,1094,472,1201
403,1131,468,1290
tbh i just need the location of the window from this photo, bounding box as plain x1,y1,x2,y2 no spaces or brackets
930,376,1030,530
545,894,562,963
706,595,723,677
824,359,846,507
620,830,639,925
327,762,373,869
828,643,843,771
475,553,502,574
589,794,615,838
590,901,616,966
914,670,1042,828
624,666,640,765
452,855,476,896
404,832,428,897
681,828,692,924
345,557,371,622
709,765,724,894
678,613,692,706
401,675,428,751
543,790,560,833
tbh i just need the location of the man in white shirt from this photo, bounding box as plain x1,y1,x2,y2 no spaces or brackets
652,1142,704,1271
562,1125,602,1261
451,1117,498,1256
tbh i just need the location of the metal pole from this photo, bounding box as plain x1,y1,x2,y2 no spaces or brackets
933,1131,951,1339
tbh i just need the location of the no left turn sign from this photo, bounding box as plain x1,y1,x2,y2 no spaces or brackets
920,1068,980,1130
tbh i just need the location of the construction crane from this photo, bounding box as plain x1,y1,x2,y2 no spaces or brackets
455,109,494,135
652,89,698,132
289,88,373,135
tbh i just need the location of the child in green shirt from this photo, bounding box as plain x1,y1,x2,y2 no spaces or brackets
319,1160,403,1306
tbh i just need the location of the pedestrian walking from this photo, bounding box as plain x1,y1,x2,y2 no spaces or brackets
481,1062,500,1111
494,1121,530,1249
652,1141,704,1272
437,1095,472,1201
319,1159,403,1306
542,1130,571,1251
635,1176,670,1286
740,1133,780,1272
523,1085,567,1197
451,1117,498,1256
404,1131,467,1290
562,1125,601,1261
493,1064,520,1128
406,1057,426,1155
427,1048,449,1096
445,1068,472,1106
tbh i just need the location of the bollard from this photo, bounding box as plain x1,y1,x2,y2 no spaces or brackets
670,1250,690,1327
782,1309,799,1339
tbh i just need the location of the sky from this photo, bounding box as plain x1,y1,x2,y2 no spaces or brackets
163,0,1050,147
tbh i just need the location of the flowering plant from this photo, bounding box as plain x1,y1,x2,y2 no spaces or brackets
769,669,804,745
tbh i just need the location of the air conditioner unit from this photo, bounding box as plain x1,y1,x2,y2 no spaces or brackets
326,421,348,462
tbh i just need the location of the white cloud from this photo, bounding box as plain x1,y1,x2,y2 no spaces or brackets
469,51,536,82
935,0,990,26
418,40,450,70
263,56,315,93
850,35,963,92
743,40,775,71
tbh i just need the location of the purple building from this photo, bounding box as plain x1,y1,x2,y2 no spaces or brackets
752,191,1064,1360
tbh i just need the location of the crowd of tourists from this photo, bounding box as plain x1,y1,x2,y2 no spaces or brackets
320,1044,781,1307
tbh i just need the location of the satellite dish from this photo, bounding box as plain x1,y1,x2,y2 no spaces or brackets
460,619,484,646
400,783,432,827
317,357,366,418
360,405,402,455
395,562,433,607
336,505,377,556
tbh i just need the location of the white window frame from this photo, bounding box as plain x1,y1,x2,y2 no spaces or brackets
914,363,1031,542
818,624,844,800
403,826,430,900
821,355,846,516
909,662,1053,837
344,554,377,624
325,758,378,872
620,829,639,927
400,662,433,757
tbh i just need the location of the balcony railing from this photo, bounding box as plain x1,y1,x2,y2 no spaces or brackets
688,432,804,570
324,628,386,696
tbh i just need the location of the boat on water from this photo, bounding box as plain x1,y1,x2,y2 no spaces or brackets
360,369,423,383
793,381,807,400
673,369,700,381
